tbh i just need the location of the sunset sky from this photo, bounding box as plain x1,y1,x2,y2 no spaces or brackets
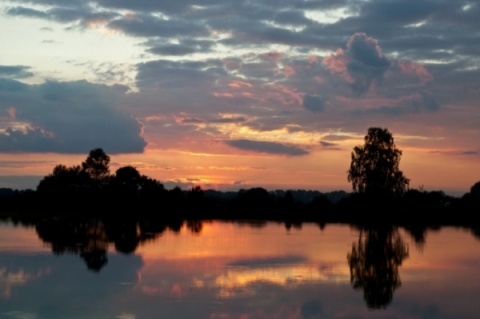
1,0,479,194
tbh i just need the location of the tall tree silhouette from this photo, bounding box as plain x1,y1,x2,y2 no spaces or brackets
347,227,409,308
81,148,111,182
348,128,409,195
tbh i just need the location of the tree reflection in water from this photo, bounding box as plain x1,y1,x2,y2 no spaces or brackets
35,217,185,272
347,227,409,309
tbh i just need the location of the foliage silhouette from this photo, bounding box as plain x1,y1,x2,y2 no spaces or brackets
471,181,480,198
347,227,409,308
34,216,194,271
4,147,478,225
81,148,111,182
113,166,142,194
348,128,409,195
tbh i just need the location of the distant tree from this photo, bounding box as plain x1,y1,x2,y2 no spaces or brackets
113,166,142,194
471,181,480,198
81,148,111,182
348,128,409,195
37,164,89,195
187,186,204,203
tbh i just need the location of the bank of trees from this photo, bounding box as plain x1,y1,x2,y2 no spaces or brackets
1,127,479,222
36,148,167,211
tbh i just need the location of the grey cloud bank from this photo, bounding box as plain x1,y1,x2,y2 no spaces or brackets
0,79,146,153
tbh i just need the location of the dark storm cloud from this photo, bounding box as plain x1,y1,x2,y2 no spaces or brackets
0,65,33,79
226,139,309,156
0,79,146,153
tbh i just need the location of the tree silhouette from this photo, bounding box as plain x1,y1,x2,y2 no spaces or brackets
37,164,88,194
113,166,142,194
347,227,409,308
348,128,409,195
36,164,90,207
81,148,111,182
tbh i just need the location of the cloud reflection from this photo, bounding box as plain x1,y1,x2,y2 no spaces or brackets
215,263,346,299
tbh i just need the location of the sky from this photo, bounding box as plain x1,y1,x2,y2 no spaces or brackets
0,0,479,195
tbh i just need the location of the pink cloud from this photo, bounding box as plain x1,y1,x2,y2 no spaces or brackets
261,52,282,61
323,48,353,83
281,65,296,77
323,33,433,96
395,60,433,83
228,80,253,88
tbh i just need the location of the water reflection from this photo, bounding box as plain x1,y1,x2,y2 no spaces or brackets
347,227,409,308
35,217,184,271
1,218,480,318
29,218,413,308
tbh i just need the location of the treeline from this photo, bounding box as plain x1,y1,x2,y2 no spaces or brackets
0,148,479,225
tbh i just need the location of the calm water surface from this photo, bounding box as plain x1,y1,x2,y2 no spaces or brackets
0,221,479,319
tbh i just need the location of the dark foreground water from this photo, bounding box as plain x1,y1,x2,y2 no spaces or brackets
0,221,479,319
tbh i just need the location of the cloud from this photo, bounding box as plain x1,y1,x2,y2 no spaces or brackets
355,91,439,115
229,255,307,267
7,5,118,28
0,79,146,153
0,65,34,79
108,13,208,38
320,141,341,150
429,149,480,157
226,139,309,156
324,33,390,94
0,160,53,168
321,134,356,141
303,95,325,112
3,0,479,172
7,6,48,19
147,44,199,56
210,116,247,124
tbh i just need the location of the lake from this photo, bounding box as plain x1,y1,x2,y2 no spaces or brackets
0,220,479,319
